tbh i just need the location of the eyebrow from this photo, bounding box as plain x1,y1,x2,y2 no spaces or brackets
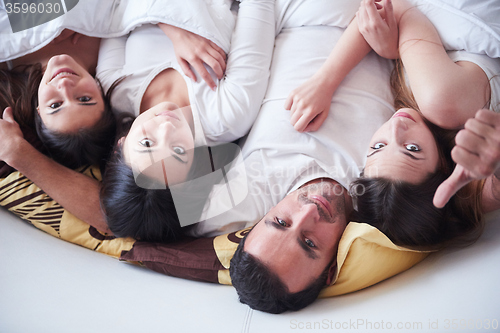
264,220,318,260
367,149,424,161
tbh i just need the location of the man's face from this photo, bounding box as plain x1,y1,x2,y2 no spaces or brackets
244,180,348,293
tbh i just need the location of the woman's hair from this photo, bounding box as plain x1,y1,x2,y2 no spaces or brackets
350,59,485,250
0,64,118,170
100,140,236,243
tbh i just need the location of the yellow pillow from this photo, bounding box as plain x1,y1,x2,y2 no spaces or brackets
321,222,430,297
0,166,135,258
214,223,429,296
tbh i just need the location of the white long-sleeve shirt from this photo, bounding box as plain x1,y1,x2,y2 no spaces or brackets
96,0,275,146
188,24,396,237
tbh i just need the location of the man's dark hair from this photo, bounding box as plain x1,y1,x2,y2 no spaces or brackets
229,235,331,314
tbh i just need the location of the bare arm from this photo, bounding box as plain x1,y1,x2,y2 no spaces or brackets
394,0,490,129
284,14,373,132
0,108,110,233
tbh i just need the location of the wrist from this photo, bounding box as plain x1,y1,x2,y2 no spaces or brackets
6,138,34,170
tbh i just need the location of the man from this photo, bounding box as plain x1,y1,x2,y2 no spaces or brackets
187,0,395,313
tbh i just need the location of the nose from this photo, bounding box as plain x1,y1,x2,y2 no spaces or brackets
295,202,320,227
56,77,76,90
390,117,408,144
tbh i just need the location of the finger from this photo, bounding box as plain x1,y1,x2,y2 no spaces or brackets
179,59,197,83
451,145,494,178
384,0,397,27
209,40,227,63
193,61,217,91
293,111,315,133
284,93,294,111
433,166,471,208
304,109,328,132
474,109,500,129
454,127,485,156
204,50,225,79
289,104,302,127
463,117,493,139
72,33,81,45
2,107,15,122
365,0,383,22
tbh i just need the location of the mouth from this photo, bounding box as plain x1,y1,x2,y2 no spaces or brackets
49,68,78,82
310,195,333,218
392,111,416,122
156,110,180,121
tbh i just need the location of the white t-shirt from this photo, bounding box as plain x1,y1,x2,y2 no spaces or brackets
96,0,275,146
188,25,395,237
448,50,500,112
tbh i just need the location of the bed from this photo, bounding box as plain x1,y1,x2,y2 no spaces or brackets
1,0,500,332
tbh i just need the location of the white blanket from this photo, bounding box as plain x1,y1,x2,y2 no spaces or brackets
0,0,235,61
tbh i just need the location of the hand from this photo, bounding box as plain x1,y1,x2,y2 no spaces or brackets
159,23,227,91
357,0,399,59
0,107,26,165
434,109,500,208
284,74,333,132
51,29,81,45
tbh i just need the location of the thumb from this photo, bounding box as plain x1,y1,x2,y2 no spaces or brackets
2,107,15,122
433,165,472,208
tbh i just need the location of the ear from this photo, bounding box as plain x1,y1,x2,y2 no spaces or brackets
117,136,125,147
325,262,337,286
36,106,40,114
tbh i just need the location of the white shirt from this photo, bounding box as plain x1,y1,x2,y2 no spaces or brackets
96,0,275,146
448,51,500,112
188,25,395,237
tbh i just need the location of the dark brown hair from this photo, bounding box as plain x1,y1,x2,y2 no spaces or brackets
0,64,118,170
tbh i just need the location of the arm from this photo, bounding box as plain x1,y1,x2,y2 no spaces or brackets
202,0,276,142
0,108,111,233
158,23,226,91
394,0,490,129
284,13,375,132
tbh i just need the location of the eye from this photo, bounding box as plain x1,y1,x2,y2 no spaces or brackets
371,142,386,149
304,238,316,248
139,138,154,147
50,102,62,109
173,146,186,155
405,144,420,152
79,96,92,102
275,218,287,227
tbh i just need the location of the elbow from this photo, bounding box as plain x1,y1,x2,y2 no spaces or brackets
417,90,469,130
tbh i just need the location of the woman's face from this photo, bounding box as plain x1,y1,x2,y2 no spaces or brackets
123,102,195,187
364,108,440,184
37,54,105,133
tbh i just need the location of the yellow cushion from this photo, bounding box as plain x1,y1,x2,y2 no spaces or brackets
0,166,135,258
213,223,429,296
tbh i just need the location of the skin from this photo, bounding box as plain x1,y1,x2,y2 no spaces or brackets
37,54,105,133
364,108,440,184
244,179,351,293
123,101,195,187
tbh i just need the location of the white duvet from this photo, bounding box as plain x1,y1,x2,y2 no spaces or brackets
0,0,236,61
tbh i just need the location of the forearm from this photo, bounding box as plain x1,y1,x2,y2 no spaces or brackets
7,141,110,233
317,16,372,93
